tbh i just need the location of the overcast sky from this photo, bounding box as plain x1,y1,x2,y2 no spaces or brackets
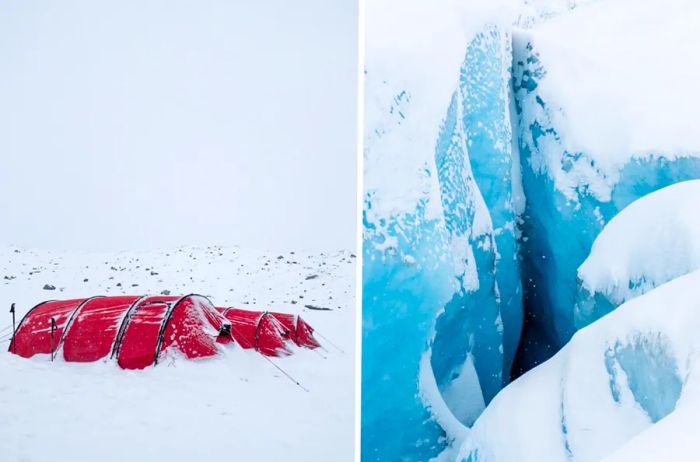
0,0,357,252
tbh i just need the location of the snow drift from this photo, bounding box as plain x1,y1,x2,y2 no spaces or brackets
576,180,700,326
458,268,700,462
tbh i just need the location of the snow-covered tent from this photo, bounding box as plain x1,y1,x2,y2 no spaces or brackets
216,308,321,355
9,294,231,369
217,308,293,356
8,295,320,368
268,311,321,349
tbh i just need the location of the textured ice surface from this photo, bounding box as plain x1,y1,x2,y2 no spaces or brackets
576,180,700,326
458,270,700,462
362,2,521,460
362,5,475,459
363,205,457,461
512,0,700,371
431,25,522,414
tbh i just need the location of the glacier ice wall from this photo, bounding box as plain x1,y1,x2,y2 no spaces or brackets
363,202,457,461
512,33,700,372
431,26,522,412
362,21,521,461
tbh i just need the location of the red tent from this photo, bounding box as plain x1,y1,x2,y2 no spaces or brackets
215,308,321,352
11,298,83,359
64,295,142,362
9,294,230,369
269,312,321,349
217,308,292,357
9,296,321,368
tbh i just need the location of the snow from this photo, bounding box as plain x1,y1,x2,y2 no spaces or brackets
515,0,591,26
0,245,355,462
459,268,700,462
515,0,700,200
576,180,700,326
601,382,700,462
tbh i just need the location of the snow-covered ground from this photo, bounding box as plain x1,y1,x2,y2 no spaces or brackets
0,245,355,462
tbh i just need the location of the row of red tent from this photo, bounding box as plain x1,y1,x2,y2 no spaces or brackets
8,294,321,370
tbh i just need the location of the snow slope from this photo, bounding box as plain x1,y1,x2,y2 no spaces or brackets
601,386,700,462
0,245,355,462
459,269,700,462
576,180,700,325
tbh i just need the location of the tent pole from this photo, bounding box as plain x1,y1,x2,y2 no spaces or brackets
10,303,15,353
50,317,56,362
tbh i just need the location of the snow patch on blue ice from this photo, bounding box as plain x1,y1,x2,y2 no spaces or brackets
605,335,682,423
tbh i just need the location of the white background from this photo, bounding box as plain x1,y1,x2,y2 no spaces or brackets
0,0,357,252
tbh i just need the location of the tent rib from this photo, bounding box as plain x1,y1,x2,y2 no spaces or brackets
109,295,149,359
254,312,271,352
7,300,55,353
152,295,187,366
152,294,215,365
54,296,105,359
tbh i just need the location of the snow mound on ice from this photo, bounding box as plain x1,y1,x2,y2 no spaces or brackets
516,0,596,27
601,379,700,462
576,180,700,325
515,0,700,200
458,269,700,462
